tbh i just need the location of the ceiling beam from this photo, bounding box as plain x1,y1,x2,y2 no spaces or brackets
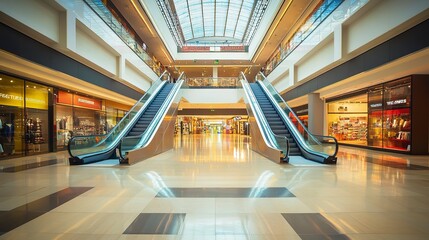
232,0,245,38
186,0,194,39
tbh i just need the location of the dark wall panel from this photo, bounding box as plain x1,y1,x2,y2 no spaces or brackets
0,23,142,100
283,18,429,101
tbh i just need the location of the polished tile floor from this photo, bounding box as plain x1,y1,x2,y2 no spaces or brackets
0,134,428,239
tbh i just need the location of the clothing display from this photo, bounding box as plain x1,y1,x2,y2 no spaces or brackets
26,118,44,144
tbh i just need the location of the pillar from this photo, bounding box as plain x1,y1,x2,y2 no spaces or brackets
59,9,76,51
213,66,218,78
308,93,324,135
334,24,343,61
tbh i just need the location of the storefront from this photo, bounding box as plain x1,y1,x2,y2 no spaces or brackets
55,90,104,150
0,72,132,159
0,73,53,159
175,116,249,135
327,93,368,146
325,75,429,154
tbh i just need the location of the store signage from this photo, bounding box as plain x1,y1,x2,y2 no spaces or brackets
386,99,407,106
0,92,22,101
296,109,308,114
1,92,47,109
370,103,382,108
57,91,73,105
26,87,48,110
73,95,102,110
57,90,101,110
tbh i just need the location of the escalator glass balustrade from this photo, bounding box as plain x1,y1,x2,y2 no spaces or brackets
68,71,173,164
250,73,338,164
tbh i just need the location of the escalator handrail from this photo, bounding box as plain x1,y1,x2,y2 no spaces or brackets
68,70,169,159
240,73,290,160
118,73,185,161
256,72,338,158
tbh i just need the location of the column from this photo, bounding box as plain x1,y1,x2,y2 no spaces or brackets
213,66,218,86
307,93,324,135
59,9,76,51
334,24,343,61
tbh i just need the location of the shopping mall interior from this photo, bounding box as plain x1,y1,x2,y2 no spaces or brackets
0,0,429,239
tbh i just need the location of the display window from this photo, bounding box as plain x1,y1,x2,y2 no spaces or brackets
382,78,411,151
0,74,25,159
55,90,107,149
327,94,368,146
25,82,51,155
56,105,73,150
329,78,412,152
367,85,383,148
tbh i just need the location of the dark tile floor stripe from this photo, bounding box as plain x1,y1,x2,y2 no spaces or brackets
282,213,350,240
0,159,59,173
337,152,429,170
124,213,186,235
155,187,295,198
0,187,92,236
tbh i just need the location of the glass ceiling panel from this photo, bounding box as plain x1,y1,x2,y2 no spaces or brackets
224,1,241,38
215,0,228,37
175,1,193,39
203,0,215,36
160,0,270,46
235,0,253,39
188,0,203,39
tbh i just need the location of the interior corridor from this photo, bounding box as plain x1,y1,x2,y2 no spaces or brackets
0,134,428,239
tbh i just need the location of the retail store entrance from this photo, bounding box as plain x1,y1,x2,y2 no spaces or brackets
175,116,249,136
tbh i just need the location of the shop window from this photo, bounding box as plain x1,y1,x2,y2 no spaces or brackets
0,74,25,159
368,86,383,148
327,94,368,146
56,105,73,150
25,82,50,155
382,78,411,151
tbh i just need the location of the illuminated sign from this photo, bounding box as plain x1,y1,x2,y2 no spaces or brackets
386,99,407,106
370,103,382,108
57,90,101,110
73,95,101,110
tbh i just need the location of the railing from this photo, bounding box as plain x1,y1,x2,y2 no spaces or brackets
68,71,169,161
186,77,240,88
83,0,165,76
256,72,338,159
264,0,368,76
118,72,186,162
239,72,289,161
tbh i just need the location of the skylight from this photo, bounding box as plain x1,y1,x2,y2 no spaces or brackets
156,0,270,47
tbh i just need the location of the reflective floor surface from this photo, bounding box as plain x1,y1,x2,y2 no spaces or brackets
0,134,428,239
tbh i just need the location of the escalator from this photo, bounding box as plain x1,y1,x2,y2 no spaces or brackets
126,84,174,137
244,73,338,164
250,83,301,156
68,72,182,165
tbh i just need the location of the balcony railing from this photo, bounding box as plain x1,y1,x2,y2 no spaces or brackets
264,0,368,76
83,0,165,76
185,77,240,88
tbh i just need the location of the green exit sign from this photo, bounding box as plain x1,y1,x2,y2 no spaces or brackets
214,60,219,64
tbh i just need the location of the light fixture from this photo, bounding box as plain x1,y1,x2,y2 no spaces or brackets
132,0,155,37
